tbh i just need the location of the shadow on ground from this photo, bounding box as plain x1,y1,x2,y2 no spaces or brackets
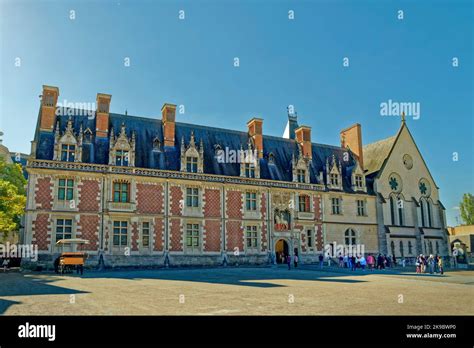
76,266,371,288
0,273,89,314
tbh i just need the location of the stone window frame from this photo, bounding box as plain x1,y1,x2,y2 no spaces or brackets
52,175,79,212
344,228,357,246
243,224,260,254
326,155,342,190
243,162,257,178
180,132,204,173
330,196,342,215
112,180,131,203
298,193,312,213
109,124,136,167
182,186,204,218
356,198,367,217
111,219,130,251
53,216,75,245
184,221,202,254
243,190,261,219
53,118,82,163
140,219,153,251
306,227,314,251
396,193,406,227
245,191,258,212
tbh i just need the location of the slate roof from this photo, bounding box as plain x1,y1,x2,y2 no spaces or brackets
362,136,396,176
34,109,375,195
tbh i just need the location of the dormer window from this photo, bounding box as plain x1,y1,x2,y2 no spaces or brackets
244,163,256,178
326,155,343,190
61,144,76,162
350,159,366,192
84,128,93,143
268,152,275,164
292,146,310,183
186,156,198,173
109,123,136,167
240,141,260,179
297,169,306,183
355,175,363,188
116,150,129,166
54,118,82,163
152,137,162,152
181,132,204,173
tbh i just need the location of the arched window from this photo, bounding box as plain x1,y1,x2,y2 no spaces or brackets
397,196,404,226
390,196,396,225
391,241,395,256
408,241,413,255
399,240,404,257
420,199,425,227
427,200,432,227
344,229,356,245
429,241,433,255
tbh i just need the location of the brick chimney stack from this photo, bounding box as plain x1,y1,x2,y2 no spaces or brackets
39,85,59,132
162,103,177,147
96,93,112,138
295,126,312,159
340,123,363,169
247,118,264,158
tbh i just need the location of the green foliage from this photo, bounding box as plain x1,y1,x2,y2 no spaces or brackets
0,157,27,240
459,193,474,225
0,157,26,195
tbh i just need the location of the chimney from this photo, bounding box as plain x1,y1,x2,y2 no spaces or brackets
340,123,363,169
247,118,264,159
39,85,59,132
294,126,312,159
162,103,177,147
96,93,112,138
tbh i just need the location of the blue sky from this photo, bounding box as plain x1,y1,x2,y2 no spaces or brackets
0,0,472,226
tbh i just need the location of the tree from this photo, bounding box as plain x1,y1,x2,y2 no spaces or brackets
459,193,474,225
0,157,26,241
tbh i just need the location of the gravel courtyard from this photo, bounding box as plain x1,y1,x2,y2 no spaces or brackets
0,266,472,315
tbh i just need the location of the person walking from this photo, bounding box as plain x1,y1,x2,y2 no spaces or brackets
339,254,344,268
294,254,299,268
416,256,421,273
287,254,291,270
319,254,324,269
420,255,426,273
428,255,435,274
2,258,9,272
351,255,356,271
438,257,444,275
360,255,367,271
343,254,348,268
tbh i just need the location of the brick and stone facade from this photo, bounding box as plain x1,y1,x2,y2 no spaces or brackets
22,85,448,268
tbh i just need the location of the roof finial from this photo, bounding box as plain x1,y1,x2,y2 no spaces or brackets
125,109,128,116
401,111,406,124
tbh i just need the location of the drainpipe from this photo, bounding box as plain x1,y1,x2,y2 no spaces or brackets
98,174,106,270
164,180,170,267
221,184,227,266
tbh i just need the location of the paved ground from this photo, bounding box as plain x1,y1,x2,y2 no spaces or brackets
0,266,472,315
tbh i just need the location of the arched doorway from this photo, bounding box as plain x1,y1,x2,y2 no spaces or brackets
275,239,289,264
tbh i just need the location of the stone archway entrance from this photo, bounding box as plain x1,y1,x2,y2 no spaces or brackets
275,239,289,264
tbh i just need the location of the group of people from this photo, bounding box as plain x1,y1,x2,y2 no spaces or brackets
279,253,299,269
416,254,443,274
